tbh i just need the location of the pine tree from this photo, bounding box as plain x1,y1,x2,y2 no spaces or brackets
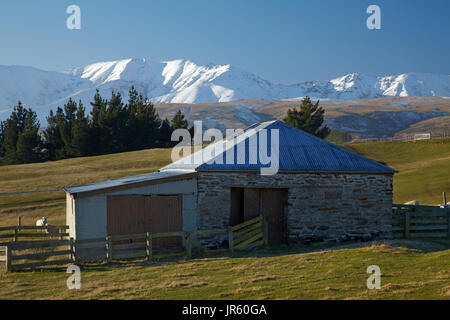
124,86,140,150
102,91,126,153
0,121,5,161
283,97,330,139
89,89,108,155
134,94,161,149
2,102,29,164
71,101,89,157
15,110,41,163
171,110,189,130
43,99,89,159
158,118,173,147
0,102,42,164
124,86,161,150
60,98,78,157
43,109,65,160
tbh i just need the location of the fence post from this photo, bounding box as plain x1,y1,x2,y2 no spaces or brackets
17,216,22,227
405,211,410,238
5,246,11,272
443,192,447,206
146,232,153,262
263,215,269,246
228,227,234,254
146,233,153,262
186,231,192,258
106,236,112,263
447,209,450,240
69,238,75,263
13,227,18,242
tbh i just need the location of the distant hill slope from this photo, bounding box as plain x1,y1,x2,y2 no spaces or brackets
153,96,450,139
0,58,449,123
343,138,450,206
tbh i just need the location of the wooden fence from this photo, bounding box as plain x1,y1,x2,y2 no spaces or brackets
392,205,450,239
1,215,267,272
75,215,266,263
4,240,74,271
0,246,8,271
0,225,69,243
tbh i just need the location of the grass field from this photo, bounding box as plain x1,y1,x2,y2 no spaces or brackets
344,138,450,205
0,138,449,299
0,148,173,226
0,240,449,299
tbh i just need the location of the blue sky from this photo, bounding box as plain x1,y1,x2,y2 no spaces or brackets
0,0,449,83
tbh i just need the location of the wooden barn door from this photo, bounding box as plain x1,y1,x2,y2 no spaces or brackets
229,188,287,245
146,195,183,248
260,189,286,245
107,195,182,249
107,195,146,236
243,188,262,221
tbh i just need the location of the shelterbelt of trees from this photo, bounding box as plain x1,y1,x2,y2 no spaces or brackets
0,91,336,165
0,87,191,165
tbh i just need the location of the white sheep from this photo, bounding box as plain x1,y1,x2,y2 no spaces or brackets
36,216,53,234
36,216,48,227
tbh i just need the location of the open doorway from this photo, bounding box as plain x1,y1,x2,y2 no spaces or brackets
230,188,287,245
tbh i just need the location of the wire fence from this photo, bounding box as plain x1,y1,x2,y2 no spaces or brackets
352,132,449,143
0,189,64,196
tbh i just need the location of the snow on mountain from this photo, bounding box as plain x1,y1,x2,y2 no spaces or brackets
0,57,449,123
288,73,450,101
0,65,92,118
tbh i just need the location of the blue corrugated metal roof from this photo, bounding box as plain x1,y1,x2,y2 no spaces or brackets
162,120,394,173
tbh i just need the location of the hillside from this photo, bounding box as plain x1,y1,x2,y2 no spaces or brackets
0,148,173,226
0,138,449,229
152,96,450,139
344,138,450,205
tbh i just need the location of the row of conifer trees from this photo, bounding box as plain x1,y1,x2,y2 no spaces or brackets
0,87,190,164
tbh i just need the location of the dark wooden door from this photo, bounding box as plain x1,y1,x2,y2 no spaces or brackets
107,195,182,248
243,188,261,221
260,189,286,245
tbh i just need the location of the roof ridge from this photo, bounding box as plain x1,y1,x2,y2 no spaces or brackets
266,120,392,171
162,120,395,173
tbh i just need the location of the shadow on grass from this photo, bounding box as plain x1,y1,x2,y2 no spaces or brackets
8,238,450,273
0,198,65,214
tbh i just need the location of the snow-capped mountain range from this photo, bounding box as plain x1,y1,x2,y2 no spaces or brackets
0,58,449,122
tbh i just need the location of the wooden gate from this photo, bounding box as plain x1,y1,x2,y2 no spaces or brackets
392,205,450,239
107,195,183,249
230,188,287,245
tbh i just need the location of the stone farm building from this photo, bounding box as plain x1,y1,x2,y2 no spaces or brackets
65,120,395,254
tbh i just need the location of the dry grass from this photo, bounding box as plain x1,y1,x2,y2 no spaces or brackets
0,240,448,300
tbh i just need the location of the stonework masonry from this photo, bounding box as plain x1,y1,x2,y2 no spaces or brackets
196,171,393,244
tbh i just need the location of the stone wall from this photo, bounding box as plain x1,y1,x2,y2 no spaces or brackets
197,171,393,244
